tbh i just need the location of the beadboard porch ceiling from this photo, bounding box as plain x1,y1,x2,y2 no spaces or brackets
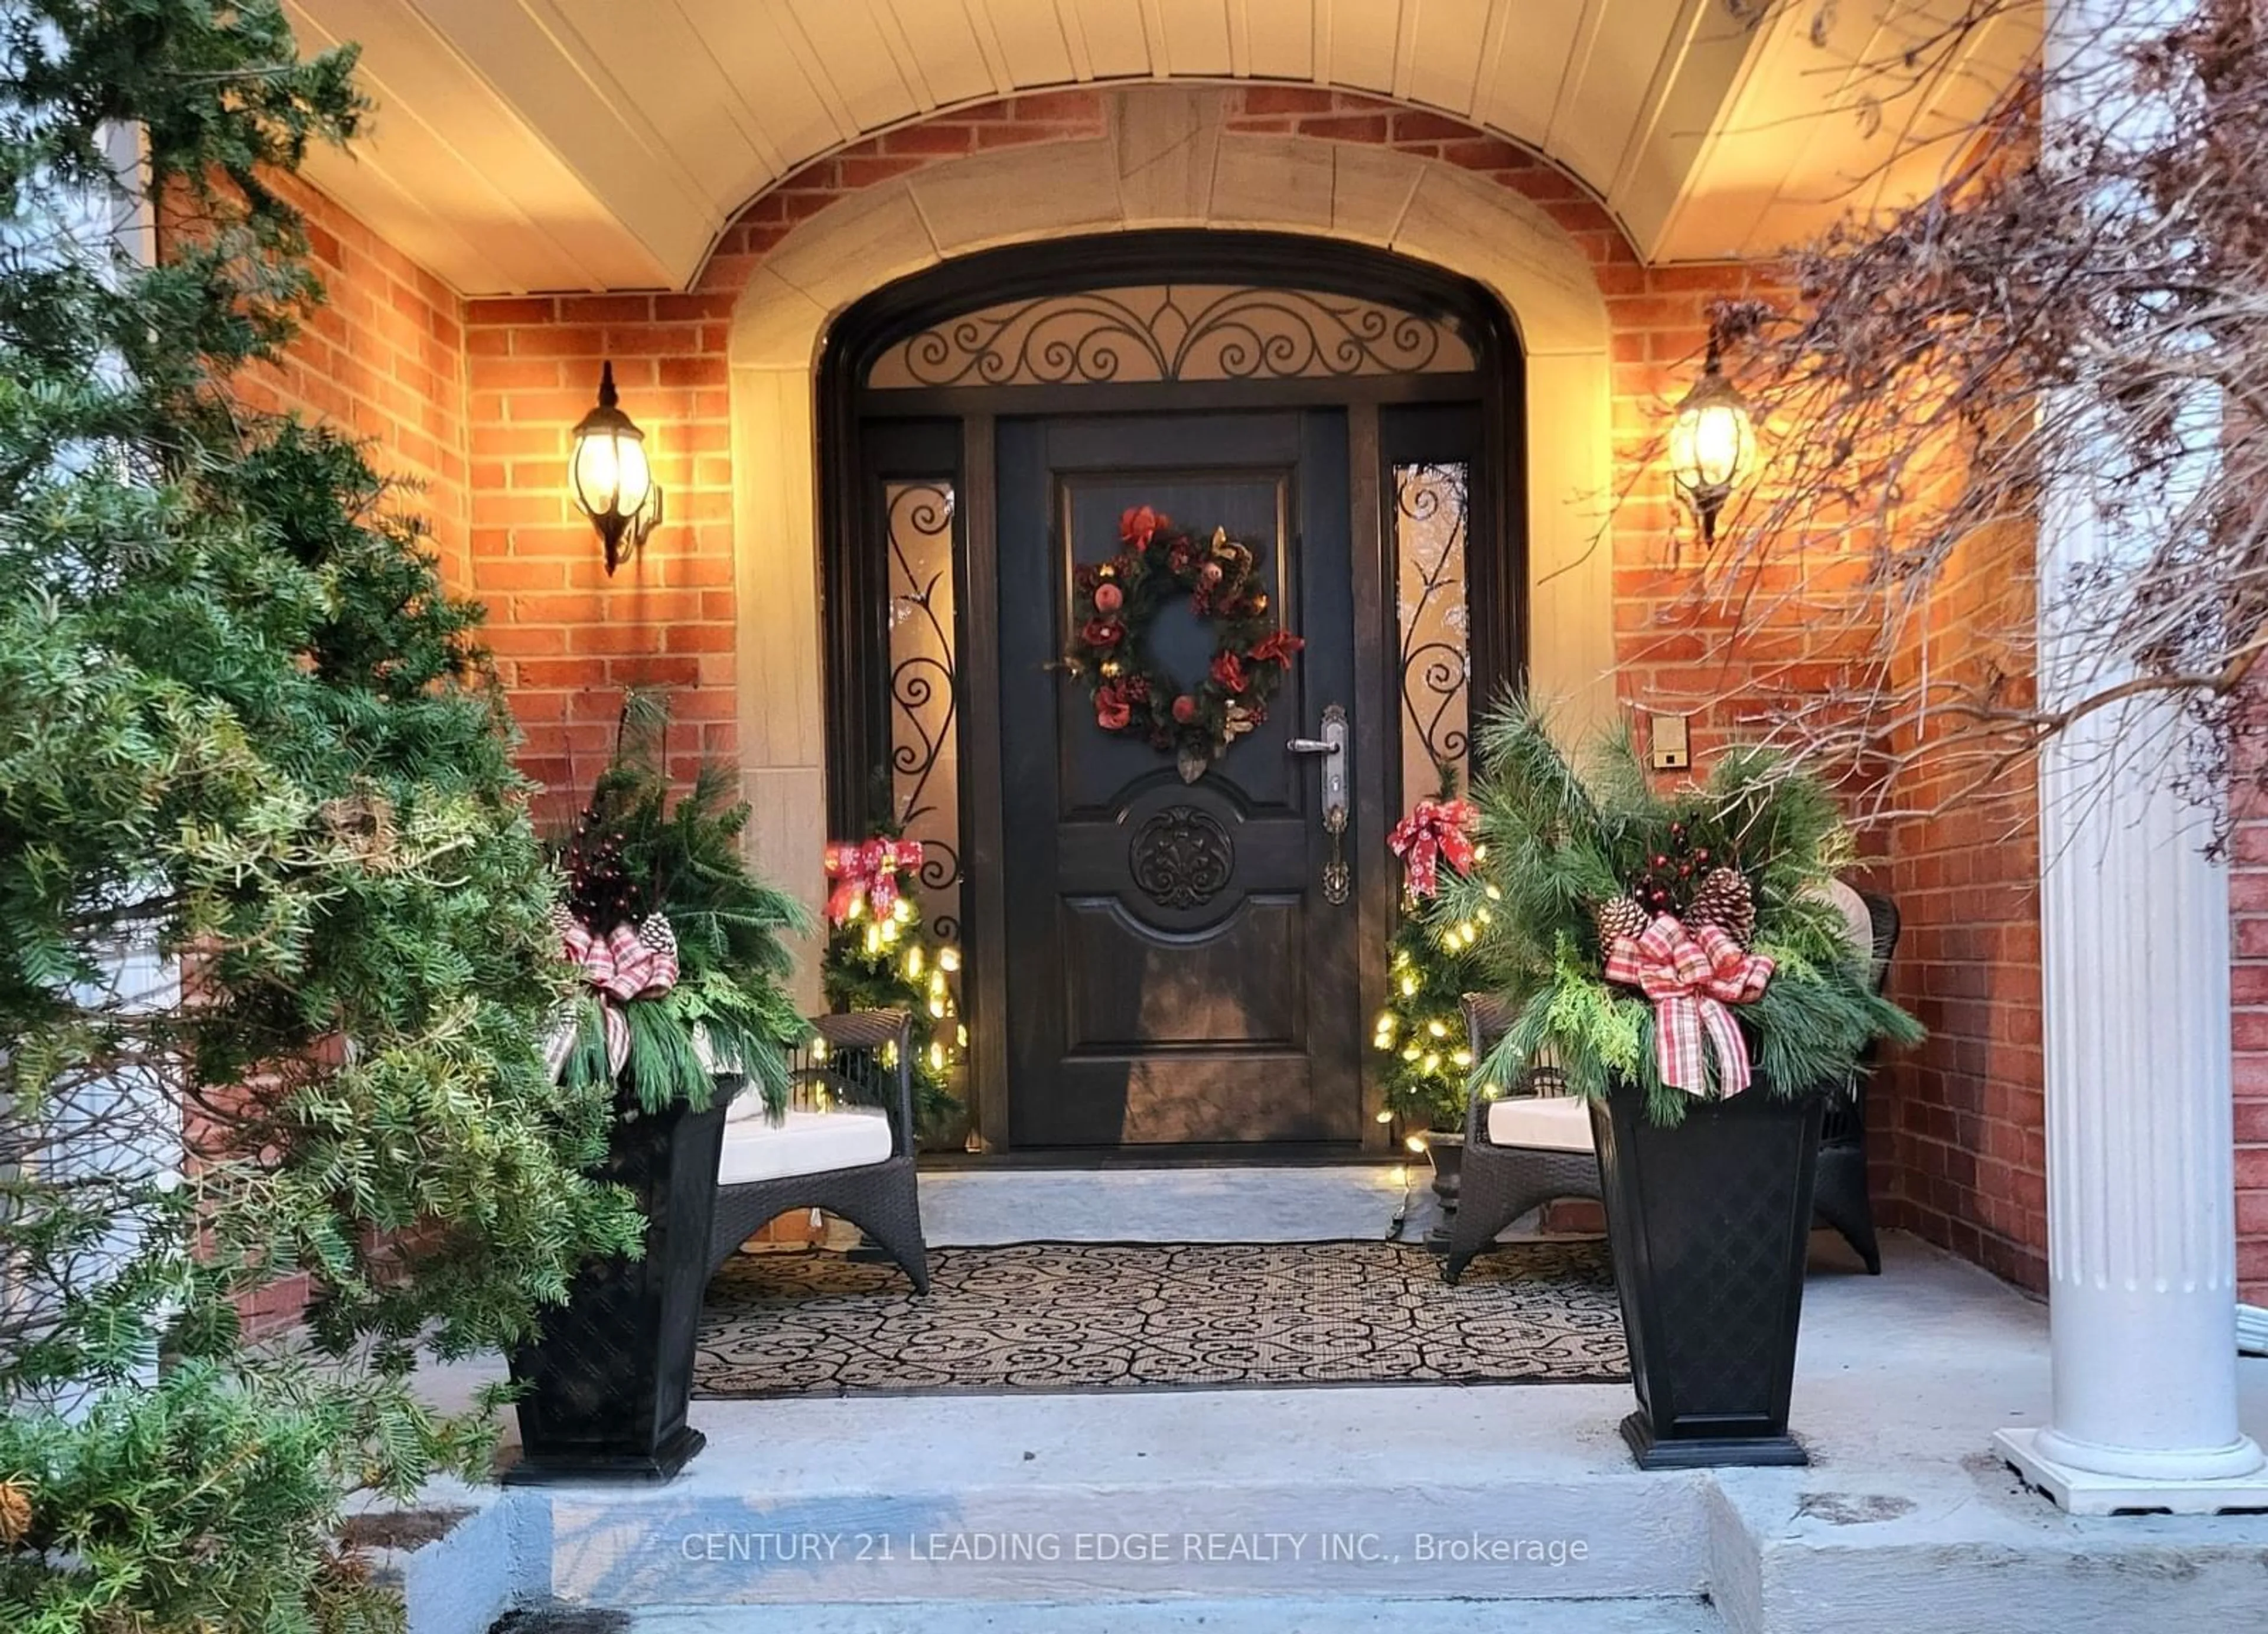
281,0,2035,296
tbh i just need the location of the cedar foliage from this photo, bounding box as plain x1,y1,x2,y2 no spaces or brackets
1438,698,1921,1127
0,5,638,1629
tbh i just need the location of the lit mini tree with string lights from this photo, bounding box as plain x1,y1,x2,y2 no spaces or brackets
1376,773,1488,1139
819,835,964,1127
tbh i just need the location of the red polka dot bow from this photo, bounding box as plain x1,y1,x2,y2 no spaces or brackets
823,836,924,927
1387,798,1478,898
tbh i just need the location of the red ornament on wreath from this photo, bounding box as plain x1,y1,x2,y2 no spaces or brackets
1064,505,1304,782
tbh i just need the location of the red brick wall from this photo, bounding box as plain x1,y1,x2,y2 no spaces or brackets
1875,521,2048,1291
233,175,473,589
461,292,739,818
2231,746,2268,1296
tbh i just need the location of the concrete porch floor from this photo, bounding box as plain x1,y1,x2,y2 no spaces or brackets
387,1167,2268,1634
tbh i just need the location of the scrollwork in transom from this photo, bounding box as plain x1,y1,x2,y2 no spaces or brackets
866,284,1477,389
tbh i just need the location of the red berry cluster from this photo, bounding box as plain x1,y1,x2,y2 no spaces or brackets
564,807,650,931
1630,821,1715,916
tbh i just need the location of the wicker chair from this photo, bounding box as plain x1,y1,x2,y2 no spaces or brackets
1442,889,1904,1284
1811,891,1901,1275
703,1008,930,1293
1442,992,1601,1286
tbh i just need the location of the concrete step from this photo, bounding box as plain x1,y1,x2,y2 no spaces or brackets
509,1385,1711,1607
522,1476,1710,1606
619,1597,1726,1632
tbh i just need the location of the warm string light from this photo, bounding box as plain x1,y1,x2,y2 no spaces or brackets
823,843,968,1126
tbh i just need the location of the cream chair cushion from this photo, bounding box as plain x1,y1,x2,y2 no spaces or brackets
1485,1094,1597,1154
717,1103,892,1185
1810,876,1876,967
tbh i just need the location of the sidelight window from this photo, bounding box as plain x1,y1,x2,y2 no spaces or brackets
882,477,961,947
1391,460,1472,803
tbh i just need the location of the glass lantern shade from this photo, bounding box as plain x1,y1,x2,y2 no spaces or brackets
571,361,662,573
1667,349,1754,541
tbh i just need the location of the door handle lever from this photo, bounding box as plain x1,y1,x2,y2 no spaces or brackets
1302,705,1350,906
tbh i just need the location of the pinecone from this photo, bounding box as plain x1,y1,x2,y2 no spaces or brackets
1594,893,1651,949
634,913,677,957
1687,865,1756,945
0,1475,32,1547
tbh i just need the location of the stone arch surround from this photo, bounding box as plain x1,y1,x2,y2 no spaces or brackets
727,86,1618,937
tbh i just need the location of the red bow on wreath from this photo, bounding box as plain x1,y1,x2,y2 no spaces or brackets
1604,914,1774,1096
823,837,924,926
1388,798,1478,898
1248,629,1305,668
551,909,680,1078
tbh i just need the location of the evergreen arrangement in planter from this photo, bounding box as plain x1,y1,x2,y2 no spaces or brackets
1439,699,1920,1467
512,696,810,1481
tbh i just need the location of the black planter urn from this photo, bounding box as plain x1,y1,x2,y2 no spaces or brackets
505,1077,733,1484
1589,1078,1824,1470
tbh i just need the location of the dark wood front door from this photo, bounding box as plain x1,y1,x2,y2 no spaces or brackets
998,410,1363,1149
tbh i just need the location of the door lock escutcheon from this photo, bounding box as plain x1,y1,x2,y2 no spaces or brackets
1289,705,1350,905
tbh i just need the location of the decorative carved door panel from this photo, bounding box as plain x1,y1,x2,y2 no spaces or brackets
997,411,1364,1147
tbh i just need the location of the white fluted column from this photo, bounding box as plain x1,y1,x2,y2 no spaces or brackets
1993,0,2268,1513
1994,689,2268,1507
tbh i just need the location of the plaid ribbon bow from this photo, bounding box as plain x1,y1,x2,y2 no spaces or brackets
1604,913,1774,1096
549,909,680,1078
1387,798,1478,898
823,837,924,927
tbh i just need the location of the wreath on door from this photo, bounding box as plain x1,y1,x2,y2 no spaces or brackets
1064,505,1304,783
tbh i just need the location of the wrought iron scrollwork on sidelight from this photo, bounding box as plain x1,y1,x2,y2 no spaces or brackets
1129,805,1236,911
885,480,962,942
868,284,1476,389
1393,462,1472,797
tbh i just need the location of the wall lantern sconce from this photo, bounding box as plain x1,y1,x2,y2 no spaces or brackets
1666,332,1755,547
571,360,663,575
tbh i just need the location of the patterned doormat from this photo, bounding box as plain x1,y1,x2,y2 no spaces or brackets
693,1238,1626,1398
